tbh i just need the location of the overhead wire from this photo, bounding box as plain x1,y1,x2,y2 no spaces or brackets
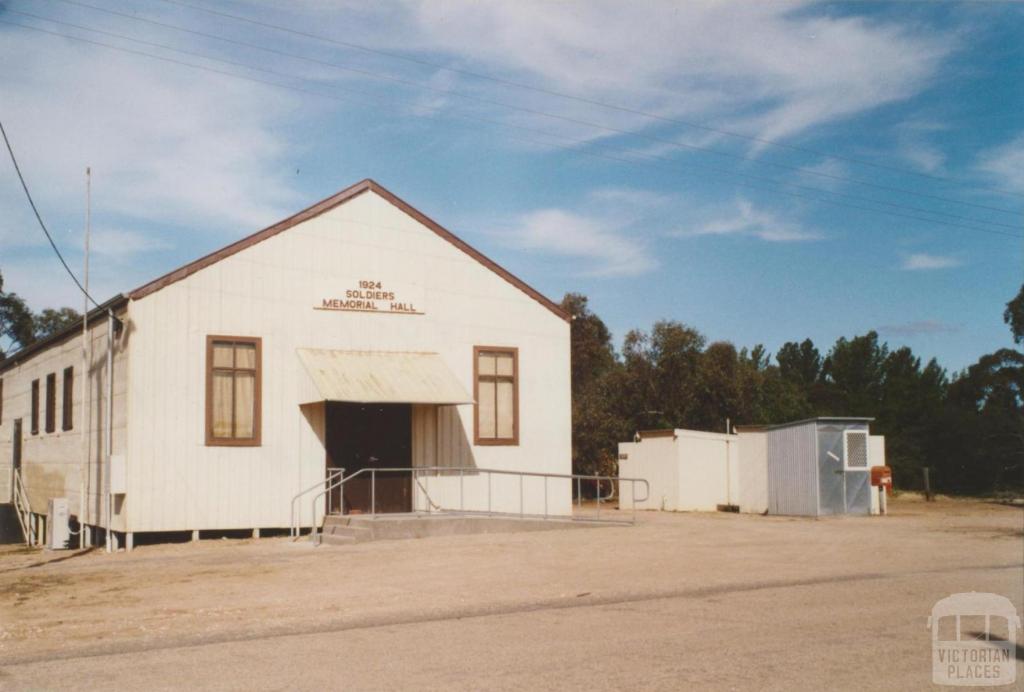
48,0,1024,216
146,0,1024,199
3,16,1021,240
0,118,103,309
16,7,1024,232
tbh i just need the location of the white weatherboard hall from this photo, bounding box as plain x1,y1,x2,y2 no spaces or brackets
0,180,572,549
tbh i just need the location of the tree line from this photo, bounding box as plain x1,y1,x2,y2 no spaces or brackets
563,284,1024,495
0,271,81,361
3,269,1020,494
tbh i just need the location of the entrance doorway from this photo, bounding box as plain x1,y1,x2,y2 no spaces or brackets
325,402,412,514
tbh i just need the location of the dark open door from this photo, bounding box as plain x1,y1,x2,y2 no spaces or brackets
325,403,412,514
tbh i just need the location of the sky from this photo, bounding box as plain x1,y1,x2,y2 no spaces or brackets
1,0,1022,372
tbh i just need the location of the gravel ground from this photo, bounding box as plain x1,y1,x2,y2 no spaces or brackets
0,496,1021,690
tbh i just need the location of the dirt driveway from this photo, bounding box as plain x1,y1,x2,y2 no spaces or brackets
0,496,1021,690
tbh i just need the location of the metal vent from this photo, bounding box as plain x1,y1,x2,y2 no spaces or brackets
845,431,868,469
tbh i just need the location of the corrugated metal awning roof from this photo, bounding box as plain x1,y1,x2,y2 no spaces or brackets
297,348,473,405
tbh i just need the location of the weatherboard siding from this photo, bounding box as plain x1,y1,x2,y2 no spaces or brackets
0,310,128,531
124,189,571,532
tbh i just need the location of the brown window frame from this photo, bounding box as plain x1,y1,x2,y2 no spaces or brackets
30,379,39,435
473,345,519,446
205,335,262,447
62,366,74,431
45,372,56,433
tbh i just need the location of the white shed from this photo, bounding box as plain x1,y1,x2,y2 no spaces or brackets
618,429,765,513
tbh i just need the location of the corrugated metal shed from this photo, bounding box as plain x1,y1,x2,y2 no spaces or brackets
766,418,874,516
297,349,473,404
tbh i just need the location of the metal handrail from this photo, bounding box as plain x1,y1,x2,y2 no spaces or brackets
306,466,650,543
306,469,350,543
413,471,443,512
289,468,344,538
13,468,35,545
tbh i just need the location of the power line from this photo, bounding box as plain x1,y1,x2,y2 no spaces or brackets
36,3,1024,222
10,11,1021,237
0,118,101,309
54,0,1024,215
150,0,1024,200
4,17,1021,241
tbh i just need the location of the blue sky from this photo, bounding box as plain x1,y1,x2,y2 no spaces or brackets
1,0,1021,371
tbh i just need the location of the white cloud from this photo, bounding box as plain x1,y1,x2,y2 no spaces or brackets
681,200,824,242
80,229,171,261
0,20,310,234
976,133,1024,193
286,0,954,150
505,208,657,278
901,253,961,271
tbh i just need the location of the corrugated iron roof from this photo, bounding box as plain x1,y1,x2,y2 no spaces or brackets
767,416,874,431
297,348,473,405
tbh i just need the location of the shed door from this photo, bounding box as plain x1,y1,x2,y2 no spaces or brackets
843,431,871,514
818,430,846,515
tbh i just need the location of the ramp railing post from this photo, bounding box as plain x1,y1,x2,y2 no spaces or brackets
543,477,548,519
459,466,464,512
576,477,581,509
487,471,492,515
371,469,376,518
519,474,524,518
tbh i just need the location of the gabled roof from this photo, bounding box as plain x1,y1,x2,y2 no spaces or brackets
0,295,128,374
129,179,569,321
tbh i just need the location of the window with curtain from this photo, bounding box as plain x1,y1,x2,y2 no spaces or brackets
206,336,261,446
474,346,518,445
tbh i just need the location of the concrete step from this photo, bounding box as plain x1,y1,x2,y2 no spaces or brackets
317,512,606,547
320,522,374,543
318,532,356,546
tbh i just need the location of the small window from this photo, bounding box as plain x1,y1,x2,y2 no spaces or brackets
474,346,518,445
62,366,74,431
30,379,39,435
845,430,868,469
206,336,261,446
45,372,56,433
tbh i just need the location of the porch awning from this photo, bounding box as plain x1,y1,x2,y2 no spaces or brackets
297,348,473,405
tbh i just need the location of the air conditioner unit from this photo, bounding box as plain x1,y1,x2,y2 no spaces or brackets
46,497,70,550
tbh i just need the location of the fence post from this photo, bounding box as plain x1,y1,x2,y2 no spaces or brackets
923,467,934,502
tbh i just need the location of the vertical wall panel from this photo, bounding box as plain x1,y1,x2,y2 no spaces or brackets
766,422,819,516
120,189,571,531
